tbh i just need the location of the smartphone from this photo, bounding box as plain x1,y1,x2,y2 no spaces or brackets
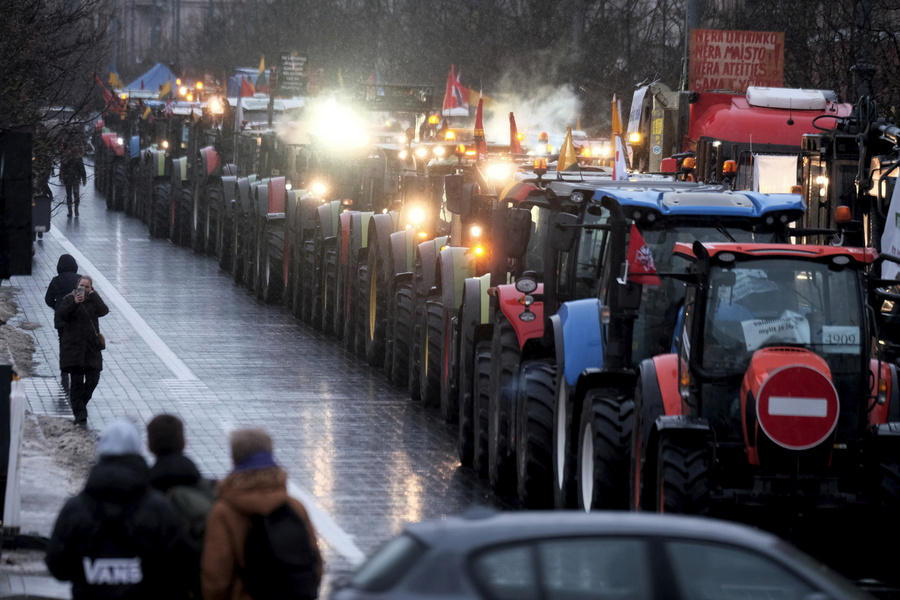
76,285,86,299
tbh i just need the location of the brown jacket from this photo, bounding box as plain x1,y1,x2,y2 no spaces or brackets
200,467,323,600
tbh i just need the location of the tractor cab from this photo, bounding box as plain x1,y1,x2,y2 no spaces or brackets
644,241,898,517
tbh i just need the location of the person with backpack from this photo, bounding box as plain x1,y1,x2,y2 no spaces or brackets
147,414,216,599
45,417,193,600
201,428,323,600
44,253,81,392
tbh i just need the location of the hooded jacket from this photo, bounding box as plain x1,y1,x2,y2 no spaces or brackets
201,467,323,600
57,287,109,372
44,254,81,330
46,421,191,599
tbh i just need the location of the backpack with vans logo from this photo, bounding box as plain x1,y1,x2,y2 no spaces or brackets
242,501,321,600
80,492,147,598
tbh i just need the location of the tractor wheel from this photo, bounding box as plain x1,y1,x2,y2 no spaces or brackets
178,186,193,248
488,315,519,495
207,187,221,257
391,282,413,389
577,388,634,511
343,263,359,355
363,244,387,368
232,219,245,285
457,328,477,467
113,162,127,211
439,317,458,425
472,340,492,478
322,247,338,336
553,376,577,508
261,227,284,304
408,293,424,402
301,240,319,326
150,182,170,239
243,221,259,291
218,203,233,273
655,435,710,515
516,360,556,508
419,299,443,408
353,264,370,357
193,191,207,254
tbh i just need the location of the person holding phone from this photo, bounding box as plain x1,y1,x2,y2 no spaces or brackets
56,276,109,427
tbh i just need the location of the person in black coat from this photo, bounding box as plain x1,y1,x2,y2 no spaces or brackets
44,254,81,391
56,275,109,426
59,138,87,218
46,418,192,600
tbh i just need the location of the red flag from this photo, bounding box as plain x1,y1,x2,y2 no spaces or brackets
442,65,469,113
473,98,486,160
626,224,661,285
509,112,523,155
240,77,255,98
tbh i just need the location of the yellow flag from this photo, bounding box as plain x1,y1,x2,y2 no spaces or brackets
611,94,623,136
258,56,266,76
158,79,172,100
141,105,152,120
108,69,122,89
557,127,579,172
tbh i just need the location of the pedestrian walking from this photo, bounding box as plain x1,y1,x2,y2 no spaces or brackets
45,417,192,600
56,275,109,426
201,428,323,600
148,414,216,599
59,137,87,218
44,253,81,391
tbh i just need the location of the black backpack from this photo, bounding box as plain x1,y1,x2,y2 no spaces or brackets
242,501,321,600
80,493,148,599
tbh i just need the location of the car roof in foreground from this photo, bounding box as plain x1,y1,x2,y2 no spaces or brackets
403,509,783,550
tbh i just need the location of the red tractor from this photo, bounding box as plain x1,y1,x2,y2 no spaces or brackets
630,242,900,545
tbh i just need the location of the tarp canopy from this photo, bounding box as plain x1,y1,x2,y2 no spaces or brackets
122,63,178,95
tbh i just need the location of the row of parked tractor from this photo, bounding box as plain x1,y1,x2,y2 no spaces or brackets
91,99,900,570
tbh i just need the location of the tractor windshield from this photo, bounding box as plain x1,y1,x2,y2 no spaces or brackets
700,258,864,376
631,222,781,362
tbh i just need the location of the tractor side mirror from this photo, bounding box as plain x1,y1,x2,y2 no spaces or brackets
550,212,578,252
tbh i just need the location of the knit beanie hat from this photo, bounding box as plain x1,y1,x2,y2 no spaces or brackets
97,418,142,457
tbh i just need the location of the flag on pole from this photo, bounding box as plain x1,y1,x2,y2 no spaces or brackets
473,98,487,161
158,79,172,101
613,135,628,180
626,224,661,285
557,127,579,172
509,112,524,155
108,65,122,89
256,56,268,93
94,73,125,116
235,76,254,133
442,65,469,115
611,94,623,136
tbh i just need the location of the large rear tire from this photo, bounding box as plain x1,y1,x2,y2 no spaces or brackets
553,376,577,508
391,282,413,389
488,315,519,495
656,435,710,515
260,226,284,304
577,388,634,511
516,360,555,508
232,215,245,285
112,162,126,212
322,247,338,335
150,182,170,239
419,299,443,408
364,244,387,368
177,186,193,248
472,341,492,478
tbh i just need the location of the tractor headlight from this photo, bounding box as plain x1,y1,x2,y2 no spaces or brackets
486,163,512,181
311,181,327,197
434,145,447,157
415,147,429,158
470,225,482,238
407,205,427,226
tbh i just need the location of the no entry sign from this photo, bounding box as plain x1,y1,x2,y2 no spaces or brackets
756,365,839,450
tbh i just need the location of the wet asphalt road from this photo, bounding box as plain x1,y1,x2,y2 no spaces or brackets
11,161,513,587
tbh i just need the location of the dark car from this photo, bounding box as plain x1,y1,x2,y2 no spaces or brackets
331,509,871,600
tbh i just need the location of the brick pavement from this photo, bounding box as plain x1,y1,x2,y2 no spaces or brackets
3,162,509,597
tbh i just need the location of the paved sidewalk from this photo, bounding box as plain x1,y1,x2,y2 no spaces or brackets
0,161,507,598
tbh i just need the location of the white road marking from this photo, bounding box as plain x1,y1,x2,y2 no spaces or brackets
768,396,828,417
50,229,366,563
